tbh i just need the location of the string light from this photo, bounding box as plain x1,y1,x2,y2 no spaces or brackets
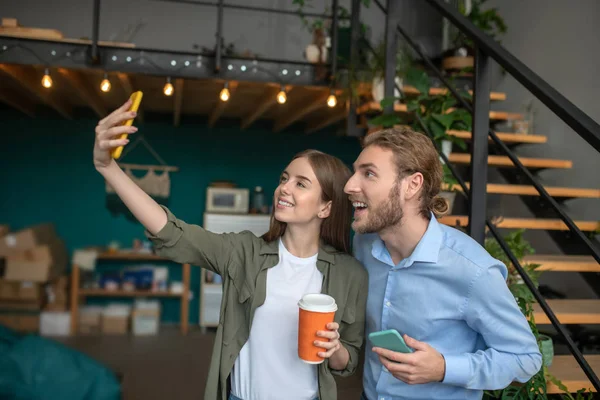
41,68,52,88
163,77,174,96
327,90,337,108
220,81,230,102
100,72,111,92
276,85,287,104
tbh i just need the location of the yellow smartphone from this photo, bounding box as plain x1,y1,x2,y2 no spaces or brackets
111,90,143,159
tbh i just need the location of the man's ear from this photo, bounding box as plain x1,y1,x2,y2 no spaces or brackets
404,172,424,200
318,200,333,219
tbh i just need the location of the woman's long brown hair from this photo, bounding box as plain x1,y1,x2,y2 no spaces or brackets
261,150,352,253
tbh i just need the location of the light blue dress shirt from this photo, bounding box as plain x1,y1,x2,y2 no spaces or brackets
354,214,542,400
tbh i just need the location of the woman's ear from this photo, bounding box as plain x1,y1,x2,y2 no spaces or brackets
318,200,333,219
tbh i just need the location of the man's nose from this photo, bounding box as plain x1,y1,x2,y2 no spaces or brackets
344,174,358,194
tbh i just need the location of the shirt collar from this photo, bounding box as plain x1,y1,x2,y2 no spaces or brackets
259,238,336,265
371,212,444,268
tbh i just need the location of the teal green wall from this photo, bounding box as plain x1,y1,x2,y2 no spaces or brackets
0,110,362,324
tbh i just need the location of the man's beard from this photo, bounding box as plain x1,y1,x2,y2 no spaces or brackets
353,184,403,234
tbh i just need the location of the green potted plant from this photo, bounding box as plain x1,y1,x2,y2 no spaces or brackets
483,229,594,399
292,0,371,65
442,0,507,71
401,67,469,158
368,39,413,103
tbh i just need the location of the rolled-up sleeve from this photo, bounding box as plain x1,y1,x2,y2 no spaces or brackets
145,205,238,276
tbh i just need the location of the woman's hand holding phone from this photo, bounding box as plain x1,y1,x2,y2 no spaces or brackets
93,99,138,170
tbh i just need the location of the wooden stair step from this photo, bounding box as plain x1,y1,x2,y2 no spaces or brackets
442,183,600,199
439,216,599,231
546,355,599,394
448,153,573,169
402,86,507,101
447,130,547,144
357,102,523,121
356,83,507,101
533,299,600,324
525,255,600,272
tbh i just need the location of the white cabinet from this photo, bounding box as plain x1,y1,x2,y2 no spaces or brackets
199,213,271,331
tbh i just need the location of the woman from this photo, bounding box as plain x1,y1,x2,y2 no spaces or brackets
93,100,368,400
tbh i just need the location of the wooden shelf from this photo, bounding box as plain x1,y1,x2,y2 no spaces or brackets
547,355,599,394
439,216,599,231
71,256,191,335
525,255,600,273
356,102,523,120
448,153,573,169
533,299,600,324
442,183,600,199
79,289,182,298
447,130,547,144
96,251,169,261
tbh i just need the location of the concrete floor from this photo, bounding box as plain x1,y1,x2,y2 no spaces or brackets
55,326,364,400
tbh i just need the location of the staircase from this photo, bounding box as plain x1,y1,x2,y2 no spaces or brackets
358,87,600,393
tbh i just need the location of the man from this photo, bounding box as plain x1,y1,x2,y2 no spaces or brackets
344,127,542,400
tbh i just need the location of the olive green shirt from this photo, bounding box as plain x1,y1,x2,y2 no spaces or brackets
145,206,368,400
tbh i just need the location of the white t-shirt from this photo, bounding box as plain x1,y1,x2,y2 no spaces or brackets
231,239,323,400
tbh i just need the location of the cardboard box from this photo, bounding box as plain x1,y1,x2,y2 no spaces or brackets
0,280,42,302
0,313,39,332
0,223,58,256
102,304,130,335
79,306,102,335
102,315,129,334
4,240,67,282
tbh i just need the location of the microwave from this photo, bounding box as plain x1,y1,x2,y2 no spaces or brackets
205,187,249,214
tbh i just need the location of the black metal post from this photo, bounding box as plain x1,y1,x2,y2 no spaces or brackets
468,46,490,245
91,0,101,64
346,0,361,137
330,0,339,81
215,0,224,72
150,0,344,19
383,0,400,114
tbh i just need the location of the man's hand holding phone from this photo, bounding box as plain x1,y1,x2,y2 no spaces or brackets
370,330,446,385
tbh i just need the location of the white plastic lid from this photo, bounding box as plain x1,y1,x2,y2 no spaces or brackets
298,293,337,313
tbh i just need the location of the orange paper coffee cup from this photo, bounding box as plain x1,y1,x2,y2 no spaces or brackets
298,293,338,364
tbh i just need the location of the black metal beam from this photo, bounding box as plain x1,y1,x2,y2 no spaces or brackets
0,37,327,86
90,0,101,64
425,0,600,154
383,0,400,114
215,0,224,73
468,47,490,245
329,0,339,82
345,0,362,137
150,0,347,19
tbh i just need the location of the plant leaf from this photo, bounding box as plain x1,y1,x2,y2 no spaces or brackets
432,113,454,130
369,114,400,128
405,67,430,95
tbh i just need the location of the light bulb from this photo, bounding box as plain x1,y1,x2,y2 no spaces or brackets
100,74,111,92
164,81,174,96
277,90,287,104
41,69,52,88
220,87,230,102
327,93,337,108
